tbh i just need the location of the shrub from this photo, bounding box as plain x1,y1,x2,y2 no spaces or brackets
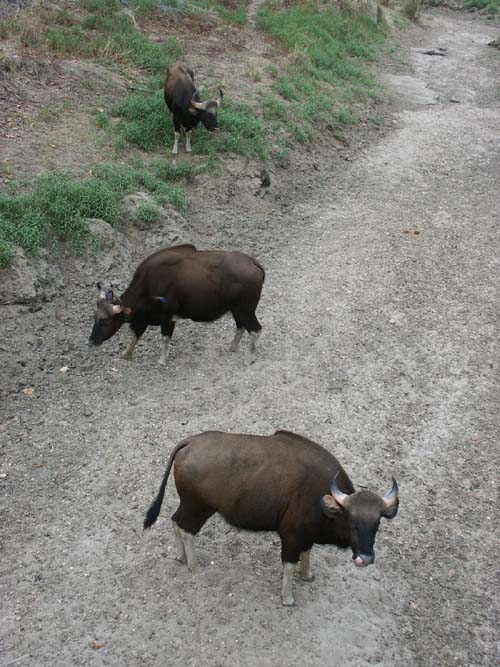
134,201,162,223
402,0,423,20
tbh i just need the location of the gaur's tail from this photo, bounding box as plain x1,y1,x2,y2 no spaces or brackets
252,257,266,284
143,439,191,530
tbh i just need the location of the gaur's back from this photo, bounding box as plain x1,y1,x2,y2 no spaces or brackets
173,431,352,531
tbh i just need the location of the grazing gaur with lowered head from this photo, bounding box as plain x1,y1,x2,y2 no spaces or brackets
164,62,223,155
89,244,264,366
144,430,399,606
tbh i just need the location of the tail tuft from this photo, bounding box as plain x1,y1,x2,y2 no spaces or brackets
143,497,162,530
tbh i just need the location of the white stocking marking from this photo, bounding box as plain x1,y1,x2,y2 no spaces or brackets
180,528,198,573
281,562,296,606
122,334,138,360
173,521,186,563
300,549,314,581
158,335,171,366
172,131,180,155
229,327,244,352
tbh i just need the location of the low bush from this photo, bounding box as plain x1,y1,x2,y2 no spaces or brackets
134,201,162,223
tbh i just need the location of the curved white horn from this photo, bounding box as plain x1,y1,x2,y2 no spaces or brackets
190,91,208,111
111,304,124,315
383,476,399,508
331,475,349,508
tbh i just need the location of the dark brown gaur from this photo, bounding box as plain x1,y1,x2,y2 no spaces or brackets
143,430,399,606
164,62,223,155
89,244,264,366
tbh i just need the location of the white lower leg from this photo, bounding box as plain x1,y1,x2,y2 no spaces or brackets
229,327,244,352
173,521,186,563
185,130,192,153
122,334,138,359
172,131,180,155
180,528,198,573
248,331,261,365
281,562,296,606
300,549,314,581
249,330,261,355
158,335,171,366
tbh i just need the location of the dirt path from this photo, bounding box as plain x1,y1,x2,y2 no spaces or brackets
1,9,499,667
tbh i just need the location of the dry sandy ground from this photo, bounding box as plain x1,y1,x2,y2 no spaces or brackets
1,8,499,667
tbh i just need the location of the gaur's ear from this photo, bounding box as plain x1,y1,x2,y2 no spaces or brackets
321,494,343,518
381,498,399,520
106,289,114,302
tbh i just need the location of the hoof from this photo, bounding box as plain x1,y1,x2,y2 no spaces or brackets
174,555,187,565
158,357,168,366
301,574,315,583
122,352,132,360
282,598,295,607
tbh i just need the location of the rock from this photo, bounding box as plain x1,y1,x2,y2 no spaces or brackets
379,74,439,107
0,247,63,305
122,192,187,253
84,218,131,275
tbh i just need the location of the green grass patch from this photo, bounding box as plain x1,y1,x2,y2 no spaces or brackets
463,0,499,12
153,159,192,180
257,1,385,141
134,201,162,223
261,95,289,121
0,161,190,267
111,87,268,160
0,174,120,263
4,0,183,74
191,0,247,26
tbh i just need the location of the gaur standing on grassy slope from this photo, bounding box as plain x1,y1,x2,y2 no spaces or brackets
89,244,264,365
164,62,223,155
144,430,399,606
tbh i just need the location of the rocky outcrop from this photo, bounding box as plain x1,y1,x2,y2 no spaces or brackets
0,246,63,305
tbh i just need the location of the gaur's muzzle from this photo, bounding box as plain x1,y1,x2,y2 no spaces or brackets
353,553,375,567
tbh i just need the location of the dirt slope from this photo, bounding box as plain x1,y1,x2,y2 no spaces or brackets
1,8,499,667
